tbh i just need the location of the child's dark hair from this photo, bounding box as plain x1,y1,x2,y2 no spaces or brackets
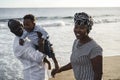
23,14,35,21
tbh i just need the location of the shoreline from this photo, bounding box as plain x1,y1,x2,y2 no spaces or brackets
49,56,120,80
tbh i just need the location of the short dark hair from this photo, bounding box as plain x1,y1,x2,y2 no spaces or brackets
23,14,35,21
8,19,21,28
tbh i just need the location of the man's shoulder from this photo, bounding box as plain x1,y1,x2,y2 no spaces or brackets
14,36,32,47
13,36,19,43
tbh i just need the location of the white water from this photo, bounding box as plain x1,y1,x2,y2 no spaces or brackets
0,8,120,80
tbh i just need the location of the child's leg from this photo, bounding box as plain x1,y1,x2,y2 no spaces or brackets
43,57,51,70
49,46,59,69
51,54,59,69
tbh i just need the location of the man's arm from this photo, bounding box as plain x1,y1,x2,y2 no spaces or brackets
20,33,46,63
15,44,45,63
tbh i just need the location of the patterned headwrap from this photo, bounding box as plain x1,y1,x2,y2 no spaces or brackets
74,12,93,33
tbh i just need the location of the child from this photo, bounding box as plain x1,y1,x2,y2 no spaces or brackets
19,14,59,70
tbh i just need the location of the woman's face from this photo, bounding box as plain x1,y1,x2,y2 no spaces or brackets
74,24,88,39
23,19,35,32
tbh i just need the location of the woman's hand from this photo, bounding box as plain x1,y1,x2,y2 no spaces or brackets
51,63,72,78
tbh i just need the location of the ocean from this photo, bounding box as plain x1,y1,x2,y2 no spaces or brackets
0,8,120,80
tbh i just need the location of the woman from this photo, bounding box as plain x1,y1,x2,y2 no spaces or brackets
52,12,103,80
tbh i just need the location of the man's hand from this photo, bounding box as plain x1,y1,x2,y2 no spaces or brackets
19,39,24,46
51,68,61,78
37,32,42,38
38,38,45,53
37,31,44,47
38,38,44,45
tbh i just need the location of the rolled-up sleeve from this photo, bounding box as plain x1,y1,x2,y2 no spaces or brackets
16,45,45,63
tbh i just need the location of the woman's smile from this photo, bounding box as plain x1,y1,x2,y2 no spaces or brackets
76,33,81,38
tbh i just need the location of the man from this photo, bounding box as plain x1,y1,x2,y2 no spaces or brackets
8,19,48,80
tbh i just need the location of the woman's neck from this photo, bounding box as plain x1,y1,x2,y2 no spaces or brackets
79,36,92,44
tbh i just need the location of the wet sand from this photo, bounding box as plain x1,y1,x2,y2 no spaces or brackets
49,56,120,80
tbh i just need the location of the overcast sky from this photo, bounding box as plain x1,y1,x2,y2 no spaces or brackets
0,0,120,7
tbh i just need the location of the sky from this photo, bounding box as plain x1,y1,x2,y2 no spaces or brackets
0,0,120,8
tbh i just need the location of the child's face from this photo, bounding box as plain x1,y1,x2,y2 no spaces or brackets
23,19,35,32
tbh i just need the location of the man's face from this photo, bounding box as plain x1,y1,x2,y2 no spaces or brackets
23,19,35,32
8,20,23,37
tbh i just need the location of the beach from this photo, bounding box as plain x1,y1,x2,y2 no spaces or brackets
0,8,120,79
49,56,120,80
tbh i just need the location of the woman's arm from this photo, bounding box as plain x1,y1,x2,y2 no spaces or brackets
51,63,72,77
58,63,72,72
91,55,103,80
